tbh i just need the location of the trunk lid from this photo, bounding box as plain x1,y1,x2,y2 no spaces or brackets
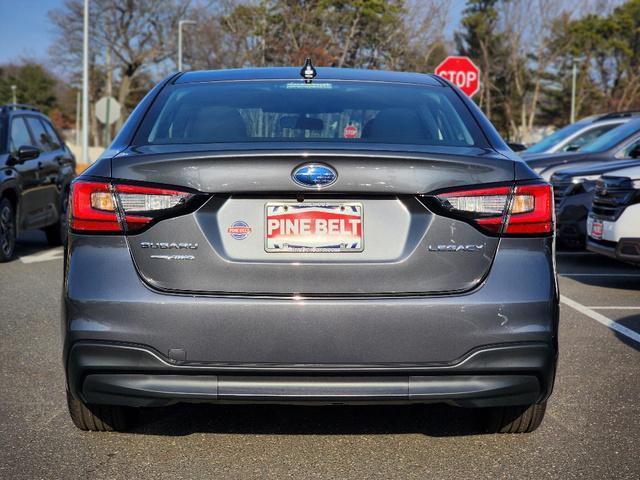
112,148,514,296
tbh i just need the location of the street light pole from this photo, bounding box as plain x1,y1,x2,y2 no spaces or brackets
10,85,16,105
76,90,81,146
178,19,197,71
570,60,578,124
82,0,89,164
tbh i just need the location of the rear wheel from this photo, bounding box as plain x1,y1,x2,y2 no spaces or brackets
0,198,16,262
484,401,547,434
44,191,69,246
66,389,134,432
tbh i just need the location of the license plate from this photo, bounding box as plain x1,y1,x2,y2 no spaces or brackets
265,202,363,253
591,219,603,239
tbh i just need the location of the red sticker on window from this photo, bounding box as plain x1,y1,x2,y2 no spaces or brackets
343,124,358,139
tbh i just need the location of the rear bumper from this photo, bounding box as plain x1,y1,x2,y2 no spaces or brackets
68,341,555,408
63,235,559,407
64,236,558,364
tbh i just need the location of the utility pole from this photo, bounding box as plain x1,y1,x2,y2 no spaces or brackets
82,0,90,164
570,59,577,124
178,19,197,71
76,90,81,146
104,47,112,147
10,85,16,105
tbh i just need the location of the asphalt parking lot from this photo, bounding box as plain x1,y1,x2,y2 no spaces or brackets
1,232,638,479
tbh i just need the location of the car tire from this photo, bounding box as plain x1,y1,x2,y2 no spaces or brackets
484,401,547,434
44,191,69,246
66,389,134,432
0,198,17,262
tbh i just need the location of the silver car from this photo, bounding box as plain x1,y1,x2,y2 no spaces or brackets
63,65,558,434
522,112,638,157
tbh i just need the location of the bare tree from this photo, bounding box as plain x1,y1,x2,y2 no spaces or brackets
497,0,577,141
49,0,191,134
394,0,451,72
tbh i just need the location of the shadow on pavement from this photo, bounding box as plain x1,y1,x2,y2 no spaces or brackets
557,251,640,291
131,403,489,438
12,230,53,259
613,314,640,351
564,275,640,291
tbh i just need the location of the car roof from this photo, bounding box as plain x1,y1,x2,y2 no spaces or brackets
176,67,445,87
0,104,42,115
595,111,640,121
554,159,640,177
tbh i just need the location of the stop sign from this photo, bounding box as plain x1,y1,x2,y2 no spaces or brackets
435,56,480,97
343,124,358,139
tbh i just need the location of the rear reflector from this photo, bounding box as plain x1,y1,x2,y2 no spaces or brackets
434,182,553,236
71,180,193,233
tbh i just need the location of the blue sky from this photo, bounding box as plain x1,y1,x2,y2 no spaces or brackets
0,0,61,64
0,0,466,66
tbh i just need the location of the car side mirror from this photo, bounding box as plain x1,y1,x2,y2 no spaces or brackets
507,142,526,152
7,145,40,166
17,145,41,162
565,144,580,152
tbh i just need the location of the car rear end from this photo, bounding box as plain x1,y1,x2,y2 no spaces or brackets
63,69,558,434
587,167,640,264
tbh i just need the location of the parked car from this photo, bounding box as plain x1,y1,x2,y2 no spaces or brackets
63,66,558,434
521,111,639,157
0,104,75,261
525,118,640,180
551,159,640,248
586,164,640,265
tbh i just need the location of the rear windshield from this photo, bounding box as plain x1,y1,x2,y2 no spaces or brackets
134,80,485,148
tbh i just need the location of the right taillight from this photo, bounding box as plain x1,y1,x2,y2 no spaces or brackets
431,182,553,236
503,183,553,234
70,179,197,234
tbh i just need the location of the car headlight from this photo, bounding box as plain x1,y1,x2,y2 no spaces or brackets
633,179,640,189
571,174,601,184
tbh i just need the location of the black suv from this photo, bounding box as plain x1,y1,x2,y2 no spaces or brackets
0,105,75,261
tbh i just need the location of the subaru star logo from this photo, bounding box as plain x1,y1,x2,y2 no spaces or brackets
292,163,337,188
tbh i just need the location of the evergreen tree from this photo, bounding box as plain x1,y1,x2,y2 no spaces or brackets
0,63,58,113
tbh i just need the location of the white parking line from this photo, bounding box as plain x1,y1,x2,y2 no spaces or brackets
586,306,640,310
560,295,640,345
560,273,640,277
19,248,64,264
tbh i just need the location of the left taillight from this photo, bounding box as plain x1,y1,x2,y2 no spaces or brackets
70,180,194,234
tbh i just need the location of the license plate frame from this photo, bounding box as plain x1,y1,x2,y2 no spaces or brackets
265,202,364,253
